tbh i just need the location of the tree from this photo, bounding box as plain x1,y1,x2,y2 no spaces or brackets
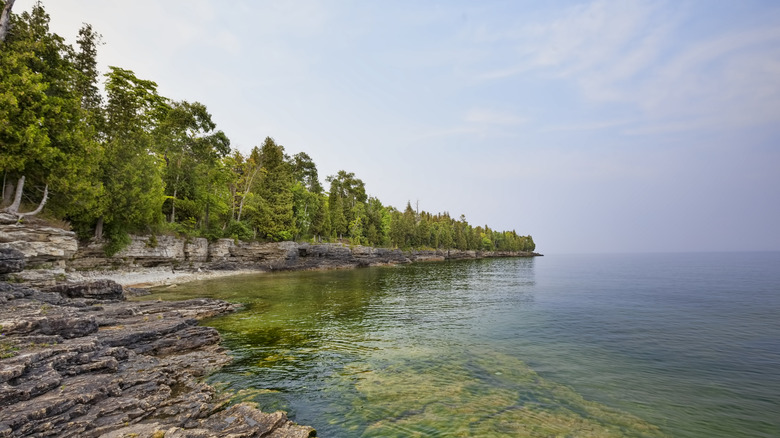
1,175,47,219
292,152,322,193
253,137,294,241
155,100,230,224
290,151,323,239
0,3,102,225
326,170,367,240
94,67,168,241
330,194,347,240
348,202,366,244
364,196,389,246
226,147,264,224
71,23,102,116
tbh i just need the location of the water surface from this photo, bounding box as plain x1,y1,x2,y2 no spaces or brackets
148,252,780,437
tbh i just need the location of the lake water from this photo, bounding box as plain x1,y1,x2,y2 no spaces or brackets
148,252,780,437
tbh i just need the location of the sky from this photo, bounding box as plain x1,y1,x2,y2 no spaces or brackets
16,0,780,254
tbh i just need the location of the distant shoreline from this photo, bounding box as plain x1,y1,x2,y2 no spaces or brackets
68,248,543,290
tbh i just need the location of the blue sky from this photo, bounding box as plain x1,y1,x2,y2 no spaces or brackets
22,0,780,253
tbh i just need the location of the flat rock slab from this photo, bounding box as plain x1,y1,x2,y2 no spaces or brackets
0,281,315,438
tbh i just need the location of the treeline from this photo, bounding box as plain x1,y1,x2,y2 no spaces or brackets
0,3,535,254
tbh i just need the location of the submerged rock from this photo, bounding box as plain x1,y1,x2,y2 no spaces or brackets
0,281,316,438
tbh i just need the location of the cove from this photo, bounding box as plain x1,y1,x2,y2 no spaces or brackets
147,254,780,437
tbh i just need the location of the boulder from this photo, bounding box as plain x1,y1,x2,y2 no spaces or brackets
45,279,125,301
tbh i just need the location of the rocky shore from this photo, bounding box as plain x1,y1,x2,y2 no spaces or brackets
0,216,540,288
0,219,539,436
0,270,316,437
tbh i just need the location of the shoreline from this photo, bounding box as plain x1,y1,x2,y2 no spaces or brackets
0,275,316,437
67,250,542,290
66,267,264,289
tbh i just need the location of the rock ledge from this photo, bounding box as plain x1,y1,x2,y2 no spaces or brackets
0,281,315,438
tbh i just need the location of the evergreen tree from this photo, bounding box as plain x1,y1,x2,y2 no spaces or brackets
96,67,168,241
156,100,230,225
254,137,294,241
0,3,101,225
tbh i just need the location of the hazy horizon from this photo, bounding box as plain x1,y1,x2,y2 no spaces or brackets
21,0,780,254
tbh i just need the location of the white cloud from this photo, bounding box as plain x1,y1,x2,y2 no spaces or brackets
474,0,780,133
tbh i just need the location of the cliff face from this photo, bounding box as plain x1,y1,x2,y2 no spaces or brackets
0,223,78,268
0,220,539,284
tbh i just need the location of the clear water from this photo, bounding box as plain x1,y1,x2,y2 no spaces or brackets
147,252,780,437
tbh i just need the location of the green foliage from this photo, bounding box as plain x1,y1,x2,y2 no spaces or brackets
0,4,103,222
0,1,536,253
104,226,131,257
252,137,294,240
224,220,252,241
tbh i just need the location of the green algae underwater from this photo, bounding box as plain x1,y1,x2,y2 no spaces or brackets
147,259,667,437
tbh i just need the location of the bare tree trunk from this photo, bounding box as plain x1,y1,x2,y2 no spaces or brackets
229,183,237,221
236,168,259,223
2,175,13,207
170,184,178,223
2,176,49,219
17,185,47,218
0,0,16,43
3,176,25,214
95,217,104,239
204,188,211,229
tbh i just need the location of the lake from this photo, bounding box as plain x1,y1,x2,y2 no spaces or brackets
148,252,780,437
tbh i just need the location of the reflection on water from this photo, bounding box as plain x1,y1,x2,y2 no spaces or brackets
148,258,665,436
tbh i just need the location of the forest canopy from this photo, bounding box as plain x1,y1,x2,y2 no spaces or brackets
0,1,535,254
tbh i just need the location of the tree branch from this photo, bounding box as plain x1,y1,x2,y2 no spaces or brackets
17,184,48,218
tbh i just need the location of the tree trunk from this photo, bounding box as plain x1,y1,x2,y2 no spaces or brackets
3,176,24,214
0,0,15,42
2,176,49,219
17,185,47,218
95,218,104,240
170,184,177,223
204,191,210,229
2,180,13,207
236,166,260,223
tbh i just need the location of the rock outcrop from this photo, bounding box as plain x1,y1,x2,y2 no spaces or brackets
1,220,539,285
0,281,316,438
0,223,77,268
0,248,25,275
67,238,537,274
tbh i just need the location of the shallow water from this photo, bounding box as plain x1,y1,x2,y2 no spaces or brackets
148,252,780,437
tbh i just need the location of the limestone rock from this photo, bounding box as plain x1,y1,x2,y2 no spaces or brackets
45,279,125,301
114,235,186,267
0,281,315,438
8,222,538,285
0,248,25,274
184,237,209,263
208,238,235,262
0,224,78,266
